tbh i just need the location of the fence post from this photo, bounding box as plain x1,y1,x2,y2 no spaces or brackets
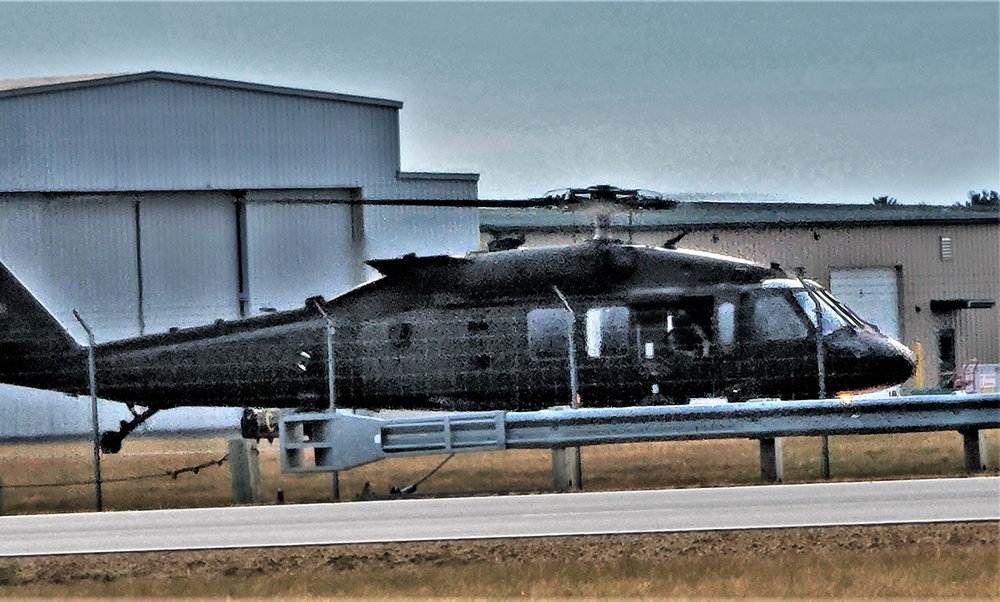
229,438,262,504
960,429,987,472
72,310,103,512
313,300,340,502
759,437,784,483
551,286,583,493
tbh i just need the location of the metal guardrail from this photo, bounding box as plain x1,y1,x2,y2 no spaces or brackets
279,394,1000,473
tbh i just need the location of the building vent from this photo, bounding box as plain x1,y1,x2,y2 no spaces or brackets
939,236,953,261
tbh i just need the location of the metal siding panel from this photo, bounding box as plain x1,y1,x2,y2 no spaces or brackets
0,384,241,440
0,80,402,192
41,197,140,342
364,206,480,262
368,177,479,201
0,196,140,344
245,203,356,315
0,196,139,343
0,199,52,304
139,193,240,333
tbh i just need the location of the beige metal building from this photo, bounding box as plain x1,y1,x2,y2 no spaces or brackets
481,202,1000,392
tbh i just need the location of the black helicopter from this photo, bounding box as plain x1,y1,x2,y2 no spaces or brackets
0,186,916,452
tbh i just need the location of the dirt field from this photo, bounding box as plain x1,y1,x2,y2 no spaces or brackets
1,522,997,598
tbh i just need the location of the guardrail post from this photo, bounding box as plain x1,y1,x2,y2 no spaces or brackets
759,437,784,483
552,447,582,492
960,429,987,472
229,438,262,504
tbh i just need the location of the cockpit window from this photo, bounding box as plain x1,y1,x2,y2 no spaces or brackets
793,290,850,335
753,293,809,341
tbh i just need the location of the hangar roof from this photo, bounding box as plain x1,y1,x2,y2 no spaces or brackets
0,71,403,108
481,202,1000,232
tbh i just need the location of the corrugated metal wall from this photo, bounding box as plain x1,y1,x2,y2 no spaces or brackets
364,205,480,258
245,201,357,314
520,222,999,390
0,79,402,192
0,75,481,439
0,195,140,343
139,193,241,333
0,384,239,441
379,172,480,201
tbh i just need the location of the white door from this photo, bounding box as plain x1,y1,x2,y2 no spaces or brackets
829,268,900,338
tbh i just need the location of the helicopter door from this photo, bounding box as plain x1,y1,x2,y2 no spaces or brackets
738,289,815,399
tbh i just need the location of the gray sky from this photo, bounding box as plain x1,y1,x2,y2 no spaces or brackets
1,2,997,204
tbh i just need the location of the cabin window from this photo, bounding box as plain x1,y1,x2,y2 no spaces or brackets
585,306,630,358
527,308,573,358
752,294,808,341
636,303,714,359
389,322,413,349
716,302,735,346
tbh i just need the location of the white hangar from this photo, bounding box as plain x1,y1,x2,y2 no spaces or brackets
0,71,480,345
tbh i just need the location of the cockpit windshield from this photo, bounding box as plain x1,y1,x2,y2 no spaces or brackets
793,290,849,335
764,279,866,335
814,288,871,330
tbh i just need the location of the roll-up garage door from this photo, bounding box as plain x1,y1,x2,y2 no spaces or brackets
829,268,900,339
139,194,240,334
244,202,357,315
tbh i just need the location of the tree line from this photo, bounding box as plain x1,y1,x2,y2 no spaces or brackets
871,190,998,207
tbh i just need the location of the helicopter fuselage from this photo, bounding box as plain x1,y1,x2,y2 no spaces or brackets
3,240,915,413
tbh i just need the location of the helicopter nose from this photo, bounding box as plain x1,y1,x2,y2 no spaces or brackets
826,330,916,392
879,337,917,385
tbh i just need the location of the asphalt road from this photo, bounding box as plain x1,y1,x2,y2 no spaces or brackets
2,476,997,557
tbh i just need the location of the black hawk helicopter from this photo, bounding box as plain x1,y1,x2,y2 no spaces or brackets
0,186,916,452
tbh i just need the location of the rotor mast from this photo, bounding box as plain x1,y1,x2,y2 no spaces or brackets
539,185,678,240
